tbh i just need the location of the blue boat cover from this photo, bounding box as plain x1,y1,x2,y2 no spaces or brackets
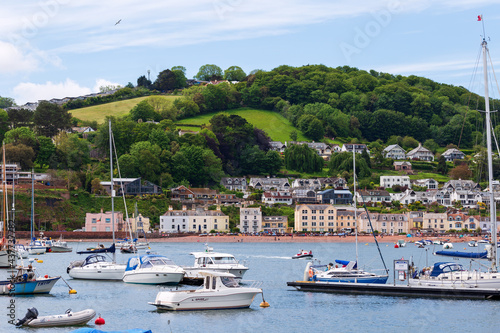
435,250,488,259
69,329,152,333
77,243,116,254
335,259,357,269
429,262,464,277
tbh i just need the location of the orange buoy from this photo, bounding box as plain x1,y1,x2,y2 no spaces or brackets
95,314,105,325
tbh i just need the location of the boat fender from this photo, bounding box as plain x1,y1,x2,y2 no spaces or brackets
308,268,314,280
67,267,71,274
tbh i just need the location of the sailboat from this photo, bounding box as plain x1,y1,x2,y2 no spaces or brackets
67,120,126,280
0,143,11,268
119,202,149,253
410,26,500,288
27,170,46,255
308,147,389,284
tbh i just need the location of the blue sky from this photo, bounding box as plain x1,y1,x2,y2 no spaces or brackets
2,0,500,105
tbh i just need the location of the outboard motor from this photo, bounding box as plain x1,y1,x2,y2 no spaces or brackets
15,307,39,327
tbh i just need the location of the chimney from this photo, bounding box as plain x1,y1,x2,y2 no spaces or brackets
168,205,173,211
182,205,187,211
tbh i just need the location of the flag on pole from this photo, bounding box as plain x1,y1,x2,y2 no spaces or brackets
478,15,482,21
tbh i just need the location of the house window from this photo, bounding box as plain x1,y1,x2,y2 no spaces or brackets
302,216,308,220
214,224,218,229
105,218,110,223
92,227,96,231
92,218,96,224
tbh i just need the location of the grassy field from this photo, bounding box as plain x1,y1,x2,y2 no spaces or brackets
176,108,306,142
70,95,180,123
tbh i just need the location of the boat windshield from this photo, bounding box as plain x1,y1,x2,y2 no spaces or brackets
143,257,176,267
221,276,240,288
212,257,237,264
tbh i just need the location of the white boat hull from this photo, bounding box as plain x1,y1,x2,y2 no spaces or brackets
151,289,261,310
26,309,96,327
183,267,248,279
68,263,126,280
28,246,46,255
409,271,500,289
123,270,184,285
50,246,72,253
0,250,10,268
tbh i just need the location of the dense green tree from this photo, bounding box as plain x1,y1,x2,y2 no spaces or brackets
423,139,439,153
284,144,323,173
224,66,246,81
137,75,152,89
173,98,200,118
436,155,448,175
5,143,35,170
328,152,371,178
129,141,162,182
130,100,160,122
4,127,36,147
54,133,90,170
33,101,72,137
7,108,32,128
117,154,138,177
35,136,56,166
195,64,223,81
265,150,283,175
0,97,15,109
154,69,177,91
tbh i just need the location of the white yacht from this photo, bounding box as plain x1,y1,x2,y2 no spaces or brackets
15,244,29,259
67,254,126,280
309,260,388,284
183,248,249,281
123,254,184,285
149,271,262,311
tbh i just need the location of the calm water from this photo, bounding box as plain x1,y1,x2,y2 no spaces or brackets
2,240,500,332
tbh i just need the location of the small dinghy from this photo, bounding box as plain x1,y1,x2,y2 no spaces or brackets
292,250,313,259
15,307,96,327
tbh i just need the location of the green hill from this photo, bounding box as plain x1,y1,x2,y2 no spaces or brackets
176,108,306,142
70,95,179,123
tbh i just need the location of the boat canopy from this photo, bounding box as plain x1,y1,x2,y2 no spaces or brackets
335,260,357,269
82,254,109,267
77,243,115,254
434,250,488,259
429,262,465,277
125,255,176,271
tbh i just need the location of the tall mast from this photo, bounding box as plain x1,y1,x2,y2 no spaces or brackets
353,146,358,264
2,142,6,246
109,120,116,263
31,169,34,242
482,38,498,271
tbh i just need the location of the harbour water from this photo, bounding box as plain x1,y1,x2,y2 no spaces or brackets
2,240,500,332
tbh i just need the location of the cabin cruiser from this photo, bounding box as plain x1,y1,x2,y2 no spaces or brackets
123,254,184,285
409,261,500,289
15,244,29,259
149,271,262,311
50,237,72,253
292,250,313,259
67,254,126,280
27,240,46,255
442,243,453,249
183,248,249,281
307,260,389,284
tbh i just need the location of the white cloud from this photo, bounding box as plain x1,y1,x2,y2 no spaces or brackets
93,79,122,92
13,79,92,104
0,41,38,73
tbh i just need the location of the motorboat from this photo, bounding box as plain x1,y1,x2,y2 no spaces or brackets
0,261,60,295
292,250,313,259
15,244,29,259
15,307,95,327
423,240,433,246
409,261,500,289
123,254,184,285
149,271,262,311
442,242,453,250
308,260,389,284
28,240,46,255
67,254,126,281
51,236,73,253
415,240,425,247
478,239,489,244
433,240,444,245
394,240,406,248
183,247,249,281
468,241,478,247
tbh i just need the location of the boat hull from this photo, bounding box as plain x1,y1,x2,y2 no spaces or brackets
315,275,389,284
68,264,126,281
123,271,184,285
183,267,248,279
151,289,261,311
409,272,500,289
0,277,60,295
25,309,96,327
292,254,313,259
0,250,10,268
50,246,72,253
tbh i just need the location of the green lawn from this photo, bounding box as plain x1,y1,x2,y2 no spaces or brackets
176,108,306,142
70,95,180,123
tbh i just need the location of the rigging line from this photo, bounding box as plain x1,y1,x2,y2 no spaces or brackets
487,50,500,105
111,131,132,237
359,198,388,274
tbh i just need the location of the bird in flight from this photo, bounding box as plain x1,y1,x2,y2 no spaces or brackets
115,19,121,26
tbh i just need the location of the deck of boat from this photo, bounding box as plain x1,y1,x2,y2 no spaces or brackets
287,281,500,300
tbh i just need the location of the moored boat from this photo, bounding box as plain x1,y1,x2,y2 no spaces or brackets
0,261,60,295
16,307,95,327
308,260,389,284
123,254,184,285
67,254,126,280
149,271,262,311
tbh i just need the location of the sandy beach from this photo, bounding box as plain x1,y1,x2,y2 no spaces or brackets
25,234,481,244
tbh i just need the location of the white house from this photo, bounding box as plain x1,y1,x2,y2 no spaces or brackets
239,207,262,233
383,144,406,160
262,191,293,205
407,144,434,161
380,175,411,189
442,148,466,162
159,206,229,233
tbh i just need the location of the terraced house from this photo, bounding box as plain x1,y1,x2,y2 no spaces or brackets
294,204,336,232
159,206,229,233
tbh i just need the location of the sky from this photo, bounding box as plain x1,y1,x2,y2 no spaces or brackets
2,0,500,105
